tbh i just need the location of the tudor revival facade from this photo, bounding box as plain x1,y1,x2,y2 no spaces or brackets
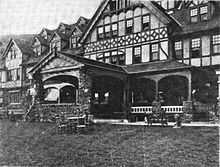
0,0,220,121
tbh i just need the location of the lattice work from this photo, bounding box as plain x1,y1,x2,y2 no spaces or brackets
118,36,125,47
110,38,118,48
133,33,141,44
160,27,168,38
142,31,150,42
125,35,133,45
151,29,159,40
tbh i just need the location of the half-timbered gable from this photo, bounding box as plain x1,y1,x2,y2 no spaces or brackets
40,28,54,41
49,32,69,52
81,0,180,65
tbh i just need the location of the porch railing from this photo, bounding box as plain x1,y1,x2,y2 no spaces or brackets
131,106,183,114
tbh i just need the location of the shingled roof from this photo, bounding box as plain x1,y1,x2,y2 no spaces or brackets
123,60,191,74
171,1,220,36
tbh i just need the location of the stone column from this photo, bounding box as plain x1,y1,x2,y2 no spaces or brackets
187,73,192,101
155,81,159,102
78,68,92,115
216,70,220,117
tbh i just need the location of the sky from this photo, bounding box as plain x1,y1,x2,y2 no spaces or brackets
0,0,102,35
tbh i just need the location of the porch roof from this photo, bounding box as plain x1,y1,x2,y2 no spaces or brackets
30,50,127,74
123,60,192,74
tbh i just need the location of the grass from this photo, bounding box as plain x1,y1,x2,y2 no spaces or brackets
0,121,219,167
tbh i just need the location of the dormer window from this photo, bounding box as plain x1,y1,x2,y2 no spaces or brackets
51,42,61,51
190,5,209,23
190,8,198,23
33,46,41,56
200,6,208,21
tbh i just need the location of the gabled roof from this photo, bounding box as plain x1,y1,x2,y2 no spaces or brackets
69,16,90,37
30,50,126,74
80,0,181,43
40,28,56,36
171,1,220,36
49,32,69,42
123,60,192,74
31,35,49,46
3,36,33,57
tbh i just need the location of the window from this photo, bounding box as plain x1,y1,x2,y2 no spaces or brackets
133,46,141,64
151,44,159,61
16,68,20,80
109,0,117,11
126,19,133,34
71,37,80,48
0,91,3,108
112,23,118,38
9,91,20,104
200,6,208,21
212,35,220,54
0,71,2,82
174,41,183,59
191,38,201,58
105,25,111,38
33,46,41,56
7,70,12,81
190,8,198,23
97,51,125,65
51,42,61,51
98,27,104,40
142,15,150,30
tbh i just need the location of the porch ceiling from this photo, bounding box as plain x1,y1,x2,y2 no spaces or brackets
123,60,192,74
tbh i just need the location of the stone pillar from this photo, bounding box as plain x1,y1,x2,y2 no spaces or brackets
188,73,192,101
182,101,193,123
216,70,220,117
78,68,92,115
152,101,161,113
155,81,159,102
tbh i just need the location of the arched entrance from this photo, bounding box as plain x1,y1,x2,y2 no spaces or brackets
159,75,188,106
91,76,124,118
132,78,156,106
44,75,78,104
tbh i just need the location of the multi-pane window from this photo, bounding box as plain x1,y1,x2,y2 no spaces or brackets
191,38,201,58
105,25,111,38
71,37,80,48
0,91,3,108
200,6,208,21
33,46,41,56
51,42,61,51
112,23,118,38
213,35,220,54
133,46,141,64
110,0,117,11
174,41,183,59
0,71,2,82
16,68,20,80
9,91,20,104
126,19,133,34
151,44,159,61
97,51,125,65
190,8,198,23
142,15,150,30
7,70,12,81
98,27,104,40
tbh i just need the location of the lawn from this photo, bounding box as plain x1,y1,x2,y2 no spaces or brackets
0,121,219,167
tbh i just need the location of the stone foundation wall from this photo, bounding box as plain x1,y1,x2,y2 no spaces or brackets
28,104,83,122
